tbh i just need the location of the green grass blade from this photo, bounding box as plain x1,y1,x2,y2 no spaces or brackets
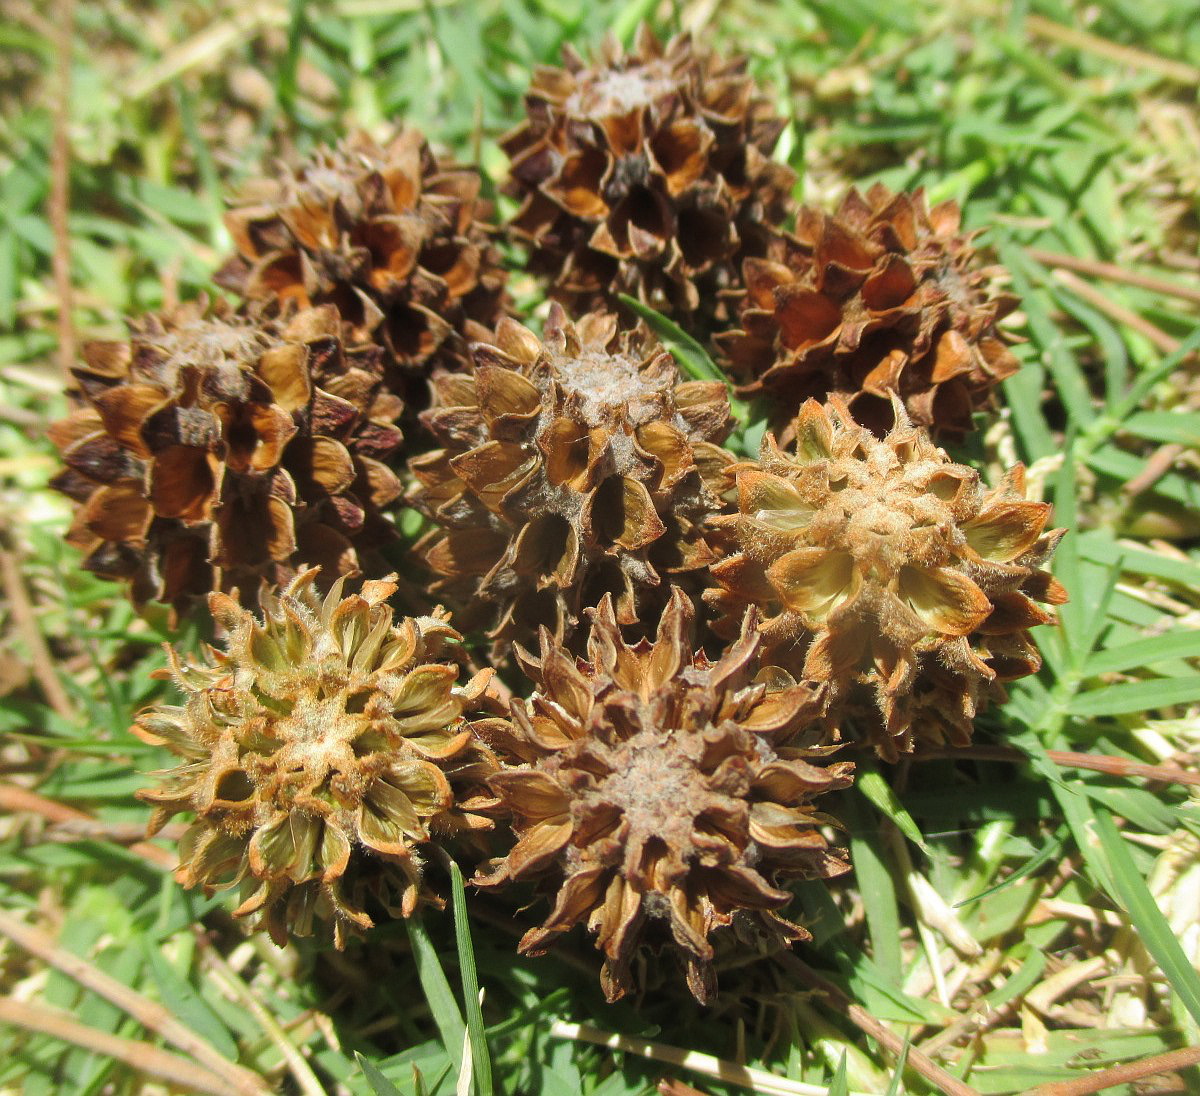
856,769,930,854
404,915,466,1075
954,827,1066,908
450,862,492,1096
1085,631,1200,675
883,1035,910,1096
1068,676,1200,717
827,1052,850,1096
615,293,725,384
1093,808,1200,1028
356,1052,405,1096
843,793,903,985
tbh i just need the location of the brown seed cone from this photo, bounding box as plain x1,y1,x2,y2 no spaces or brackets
502,25,794,324
134,568,508,949
48,296,405,614
705,398,1068,760
474,588,853,1004
408,303,736,648
716,184,1022,440
215,128,507,378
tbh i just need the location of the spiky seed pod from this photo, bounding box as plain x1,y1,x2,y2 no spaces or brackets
475,588,853,1004
49,298,405,613
409,304,735,647
502,25,794,324
706,399,1067,760
716,184,1021,440
215,128,507,378
134,569,506,948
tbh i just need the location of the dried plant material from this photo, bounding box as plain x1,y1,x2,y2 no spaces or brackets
502,25,793,324
476,588,852,1003
717,184,1021,439
134,568,505,948
49,298,405,613
706,399,1066,758
216,128,507,377
409,304,735,647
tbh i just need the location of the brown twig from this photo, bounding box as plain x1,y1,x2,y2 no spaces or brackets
0,781,175,869
1123,443,1188,498
0,910,269,1096
776,953,982,1096
1025,1044,1200,1096
1048,269,1182,355
0,543,76,722
0,998,233,1096
1026,248,1200,307
913,745,1200,788
49,0,76,378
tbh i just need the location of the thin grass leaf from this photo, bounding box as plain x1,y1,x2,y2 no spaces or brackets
450,863,491,1096
404,917,465,1075
1068,676,1200,717
827,1052,850,1096
843,794,903,985
1085,630,1200,675
616,294,725,383
855,769,929,854
141,942,237,1062
356,1052,405,1096
955,828,1066,908
883,1035,909,1096
1121,410,1200,447
1093,808,1200,1027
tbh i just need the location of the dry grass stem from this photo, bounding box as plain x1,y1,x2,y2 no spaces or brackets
1025,248,1200,306
549,1020,874,1096
0,782,175,868
0,997,234,1096
199,935,327,1096
914,746,1200,788
0,544,75,722
1050,268,1182,354
1024,14,1200,85
0,910,269,1096
1026,1044,1200,1096
49,0,75,379
776,953,983,1096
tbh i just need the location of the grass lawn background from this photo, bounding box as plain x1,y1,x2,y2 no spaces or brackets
0,0,1199,1093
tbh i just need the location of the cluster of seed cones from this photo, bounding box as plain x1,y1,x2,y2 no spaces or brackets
52,27,1065,1003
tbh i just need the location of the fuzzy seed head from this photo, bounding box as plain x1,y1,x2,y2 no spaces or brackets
409,304,734,648
476,588,852,1003
706,399,1067,758
135,568,504,947
718,184,1022,440
503,25,793,324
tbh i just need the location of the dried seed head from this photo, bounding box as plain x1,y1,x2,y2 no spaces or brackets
476,587,852,1003
717,184,1021,440
706,399,1067,758
409,304,735,648
216,128,507,376
503,25,793,325
49,298,405,614
134,568,505,948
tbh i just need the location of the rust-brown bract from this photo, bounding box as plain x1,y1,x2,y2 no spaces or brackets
476,588,853,1004
49,298,405,614
717,184,1021,439
409,304,735,648
503,25,793,323
217,127,507,376
707,399,1067,758
134,568,506,948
